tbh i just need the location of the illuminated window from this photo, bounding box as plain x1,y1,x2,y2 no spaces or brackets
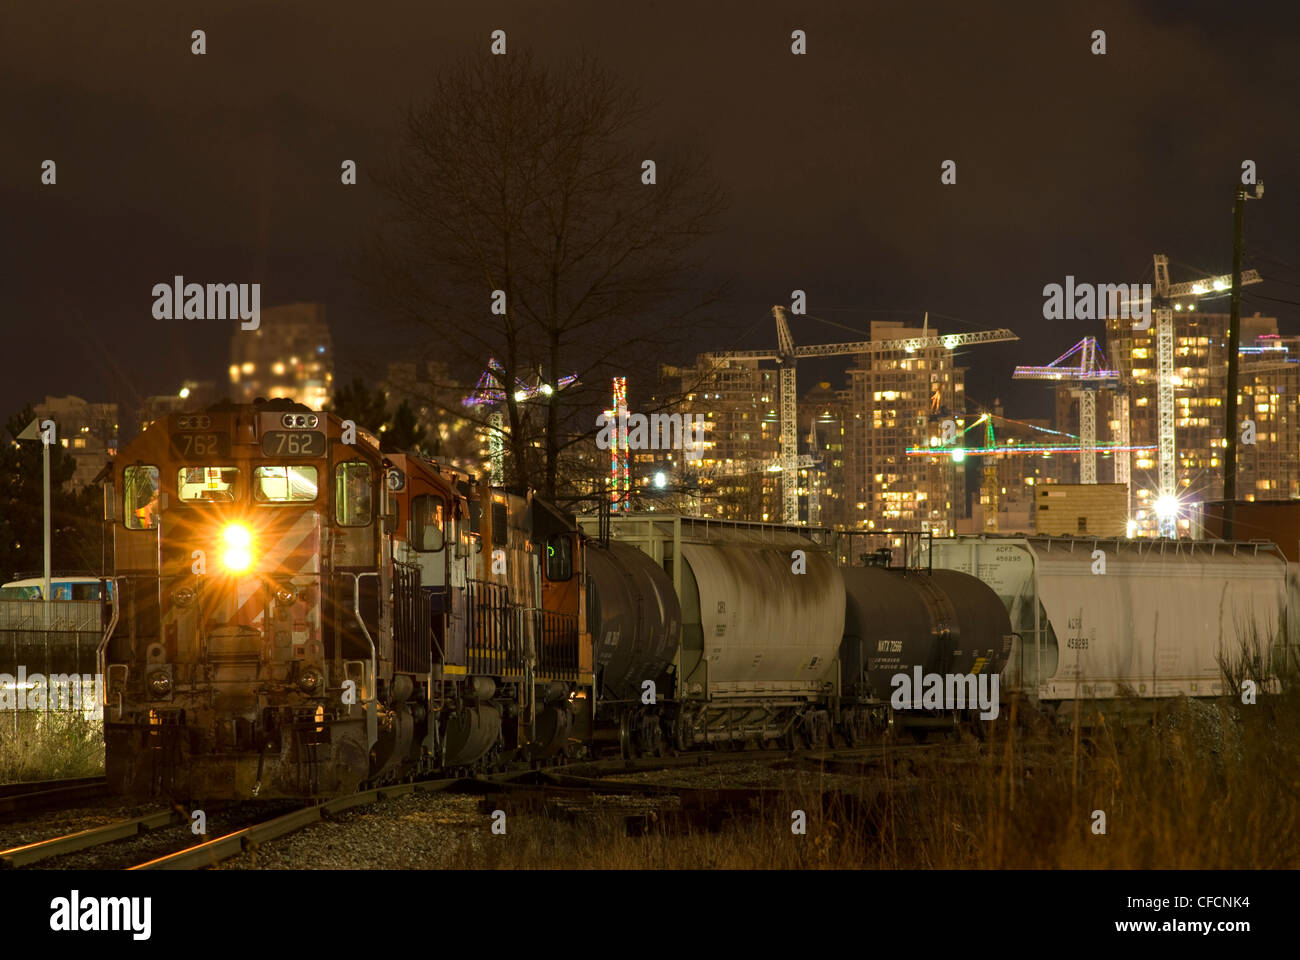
177,466,240,503
123,465,161,529
254,465,319,503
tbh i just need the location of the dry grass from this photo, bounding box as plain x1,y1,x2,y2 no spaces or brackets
446,693,1300,869
0,711,105,782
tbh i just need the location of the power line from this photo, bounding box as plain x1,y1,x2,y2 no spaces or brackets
1244,293,1300,308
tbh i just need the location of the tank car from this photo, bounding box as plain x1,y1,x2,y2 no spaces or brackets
584,539,681,756
578,515,1015,750
578,515,845,751
840,560,1012,737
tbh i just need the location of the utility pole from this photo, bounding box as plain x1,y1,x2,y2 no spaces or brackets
1223,180,1264,540
16,417,53,617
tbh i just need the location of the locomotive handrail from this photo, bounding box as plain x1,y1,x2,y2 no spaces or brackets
95,576,120,706
339,570,378,731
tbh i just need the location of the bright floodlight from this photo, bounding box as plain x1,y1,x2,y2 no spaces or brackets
179,386,191,398
1155,495,1179,520
654,472,666,489
222,524,254,572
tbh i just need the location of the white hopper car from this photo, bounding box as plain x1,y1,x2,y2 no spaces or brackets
924,536,1296,707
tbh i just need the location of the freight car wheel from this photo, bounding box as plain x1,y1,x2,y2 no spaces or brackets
671,712,689,753
619,712,635,760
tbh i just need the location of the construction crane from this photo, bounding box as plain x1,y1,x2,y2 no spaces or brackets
709,307,1019,523
979,413,997,531
463,360,578,484
1121,257,1262,537
806,415,821,526
1012,336,1120,486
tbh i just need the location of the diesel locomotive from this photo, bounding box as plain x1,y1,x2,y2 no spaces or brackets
98,399,1013,801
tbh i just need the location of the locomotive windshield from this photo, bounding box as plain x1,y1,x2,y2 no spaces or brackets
123,464,160,529
254,465,319,502
410,494,445,551
334,461,372,526
177,466,240,502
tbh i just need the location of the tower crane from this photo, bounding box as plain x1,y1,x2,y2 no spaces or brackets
709,307,1019,523
979,413,997,532
463,359,578,484
1012,336,1120,486
1120,256,1262,537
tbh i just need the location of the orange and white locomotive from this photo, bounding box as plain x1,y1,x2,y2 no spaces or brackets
102,399,593,800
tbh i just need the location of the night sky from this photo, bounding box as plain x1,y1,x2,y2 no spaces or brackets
3,0,1298,427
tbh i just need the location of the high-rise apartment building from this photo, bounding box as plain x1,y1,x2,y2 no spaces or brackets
648,357,783,520
229,302,333,411
33,395,119,488
381,360,484,472
843,321,966,534
1103,310,1297,536
799,381,849,528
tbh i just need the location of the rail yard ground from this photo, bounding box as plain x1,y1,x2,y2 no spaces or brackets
2,691,1297,869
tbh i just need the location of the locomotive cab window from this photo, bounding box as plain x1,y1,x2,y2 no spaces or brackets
254,465,319,503
545,534,573,582
491,502,508,547
123,465,160,530
410,495,445,552
334,462,372,526
178,466,240,503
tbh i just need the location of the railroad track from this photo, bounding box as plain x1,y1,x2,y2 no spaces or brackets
0,742,988,869
0,776,110,820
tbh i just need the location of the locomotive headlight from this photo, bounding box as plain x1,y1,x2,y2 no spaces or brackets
298,669,323,694
148,672,172,697
221,523,254,573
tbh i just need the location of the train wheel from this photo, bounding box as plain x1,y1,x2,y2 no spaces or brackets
671,712,689,753
619,713,635,760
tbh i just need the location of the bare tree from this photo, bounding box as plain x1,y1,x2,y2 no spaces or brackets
360,50,726,497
